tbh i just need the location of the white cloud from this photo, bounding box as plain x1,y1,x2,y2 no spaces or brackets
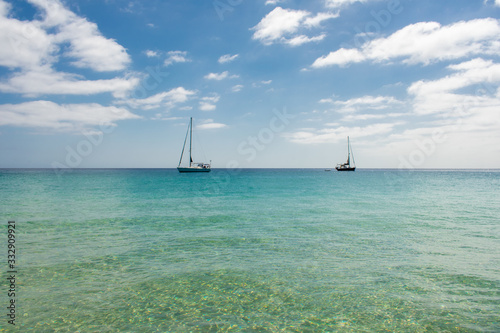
231,84,244,92
145,50,158,57
312,18,500,68
117,87,196,110
56,19,130,72
196,119,227,129
251,7,336,46
306,58,500,161
265,0,284,5
252,80,273,88
286,34,326,46
322,95,404,113
164,51,190,66
0,1,56,70
204,71,239,80
0,66,140,98
218,54,239,64
0,0,137,96
312,48,365,67
202,95,221,104
252,7,309,44
199,104,216,111
0,0,7,15
485,0,500,7
198,123,227,129
304,12,339,28
408,58,500,115
29,0,130,72
199,94,220,111
0,100,139,131
352,58,500,166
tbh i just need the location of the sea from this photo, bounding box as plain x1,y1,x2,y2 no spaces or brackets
0,168,499,332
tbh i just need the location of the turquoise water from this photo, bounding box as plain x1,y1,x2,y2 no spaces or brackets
1,169,499,332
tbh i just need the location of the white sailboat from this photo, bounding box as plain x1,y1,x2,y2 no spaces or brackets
336,136,356,171
177,117,211,173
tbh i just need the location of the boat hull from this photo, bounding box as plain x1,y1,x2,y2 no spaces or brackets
336,167,355,172
177,167,211,173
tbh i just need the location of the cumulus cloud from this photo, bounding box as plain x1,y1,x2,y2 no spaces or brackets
385,58,500,166
252,7,309,44
408,58,500,115
0,0,137,98
251,7,337,46
164,51,190,66
29,0,131,72
0,2,56,70
145,50,159,57
312,18,500,68
0,100,139,131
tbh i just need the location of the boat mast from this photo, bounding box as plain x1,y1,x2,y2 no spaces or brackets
189,117,193,167
178,119,190,167
347,136,350,166
350,138,355,167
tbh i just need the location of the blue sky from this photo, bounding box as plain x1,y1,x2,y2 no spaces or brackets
1,0,500,168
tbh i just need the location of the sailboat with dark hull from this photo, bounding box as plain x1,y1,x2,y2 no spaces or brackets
177,117,211,173
336,136,356,172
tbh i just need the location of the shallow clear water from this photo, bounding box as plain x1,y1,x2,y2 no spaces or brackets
1,169,499,332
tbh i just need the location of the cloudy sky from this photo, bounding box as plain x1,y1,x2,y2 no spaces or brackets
1,0,499,168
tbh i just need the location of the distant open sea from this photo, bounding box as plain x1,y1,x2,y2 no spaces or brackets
0,168,499,332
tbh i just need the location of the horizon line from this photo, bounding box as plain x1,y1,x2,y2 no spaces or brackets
1,167,499,171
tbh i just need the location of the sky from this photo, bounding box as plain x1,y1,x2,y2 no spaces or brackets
1,0,500,169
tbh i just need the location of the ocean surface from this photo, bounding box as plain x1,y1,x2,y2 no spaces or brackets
0,168,499,332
